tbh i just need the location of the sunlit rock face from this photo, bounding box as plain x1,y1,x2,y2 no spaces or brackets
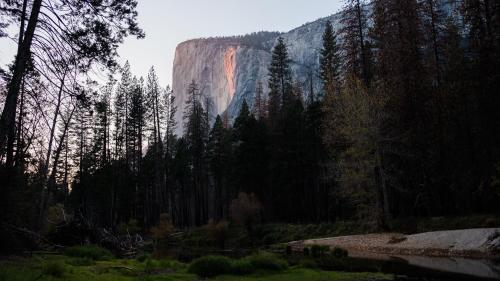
172,13,343,135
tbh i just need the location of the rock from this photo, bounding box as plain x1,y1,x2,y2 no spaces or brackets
171,13,343,135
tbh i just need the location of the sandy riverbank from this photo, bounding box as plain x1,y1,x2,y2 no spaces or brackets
289,228,500,258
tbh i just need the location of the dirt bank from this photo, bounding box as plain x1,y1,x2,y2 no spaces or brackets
289,228,500,258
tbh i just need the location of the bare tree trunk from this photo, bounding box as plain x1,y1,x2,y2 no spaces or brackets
39,73,67,226
376,146,390,228
14,78,26,168
0,0,43,159
47,105,76,197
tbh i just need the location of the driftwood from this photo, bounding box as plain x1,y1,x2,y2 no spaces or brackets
98,228,144,258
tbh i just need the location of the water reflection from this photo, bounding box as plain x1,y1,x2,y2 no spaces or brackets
348,251,500,280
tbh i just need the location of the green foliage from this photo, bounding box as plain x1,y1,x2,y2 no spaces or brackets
246,253,288,271
303,247,310,256
64,245,114,261
310,245,330,258
136,254,151,263
117,218,141,235
43,261,66,278
390,215,500,234
44,204,68,235
151,213,175,256
202,219,230,249
188,255,232,278
299,259,318,269
66,257,95,266
332,247,348,258
320,20,341,91
144,259,155,274
0,255,393,281
231,259,255,275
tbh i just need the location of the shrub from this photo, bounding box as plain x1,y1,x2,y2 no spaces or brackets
310,245,329,258
231,259,255,275
117,218,140,235
303,247,310,256
203,219,230,249
151,213,175,255
285,245,292,256
316,255,349,271
144,259,156,274
64,245,113,260
188,255,232,278
136,254,150,263
66,257,95,266
230,193,262,243
299,259,318,269
43,261,65,278
246,253,288,271
151,214,175,240
332,247,348,258
44,204,67,235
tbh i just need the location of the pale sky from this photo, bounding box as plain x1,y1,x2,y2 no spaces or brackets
1,0,343,87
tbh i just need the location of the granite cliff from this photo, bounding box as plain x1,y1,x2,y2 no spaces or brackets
172,13,343,134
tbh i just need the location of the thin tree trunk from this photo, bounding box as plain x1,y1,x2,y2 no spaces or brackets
0,0,43,158
355,0,369,85
39,73,67,225
14,78,26,168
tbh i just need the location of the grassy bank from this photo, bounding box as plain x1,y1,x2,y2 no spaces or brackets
0,254,391,281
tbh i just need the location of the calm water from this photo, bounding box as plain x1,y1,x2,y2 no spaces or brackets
347,253,500,281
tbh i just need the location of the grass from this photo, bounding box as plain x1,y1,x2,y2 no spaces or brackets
0,254,392,281
64,245,114,261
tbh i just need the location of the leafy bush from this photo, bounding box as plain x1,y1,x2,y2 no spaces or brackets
151,214,175,241
316,255,349,271
117,218,140,235
43,261,65,278
303,247,310,256
188,255,232,277
299,259,318,269
64,245,113,260
231,259,255,275
202,219,230,248
144,259,156,274
66,257,95,266
136,254,150,262
246,253,288,271
151,213,175,256
310,245,330,258
332,247,348,258
230,193,262,243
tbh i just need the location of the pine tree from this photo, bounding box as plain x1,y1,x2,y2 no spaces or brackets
183,80,210,226
319,20,341,95
419,0,445,86
207,115,232,220
126,77,145,174
93,79,113,167
340,0,371,84
268,37,292,122
461,0,500,187
114,62,133,161
253,81,266,120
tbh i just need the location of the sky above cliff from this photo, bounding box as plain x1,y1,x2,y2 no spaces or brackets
0,0,343,87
